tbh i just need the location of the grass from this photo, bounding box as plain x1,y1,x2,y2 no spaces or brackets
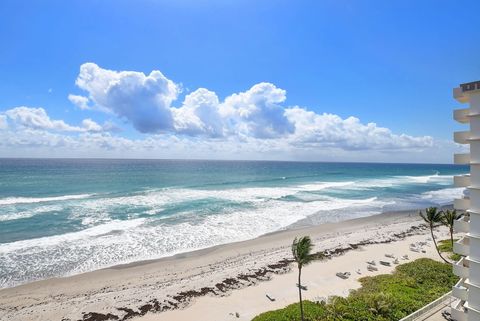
252,258,457,321
438,239,461,261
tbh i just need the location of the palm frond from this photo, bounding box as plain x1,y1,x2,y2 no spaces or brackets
292,236,314,267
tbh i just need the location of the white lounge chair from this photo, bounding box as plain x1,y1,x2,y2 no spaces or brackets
336,272,350,279
296,283,307,291
367,265,378,271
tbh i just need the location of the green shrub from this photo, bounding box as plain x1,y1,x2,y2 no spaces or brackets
252,258,457,321
438,239,461,261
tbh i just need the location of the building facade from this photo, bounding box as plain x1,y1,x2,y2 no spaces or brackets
452,80,480,321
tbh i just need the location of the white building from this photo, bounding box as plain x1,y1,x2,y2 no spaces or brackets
452,80,480,321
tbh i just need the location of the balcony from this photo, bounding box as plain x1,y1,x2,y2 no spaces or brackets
455,174,471,188
453,257,469,278
452,279,468,301
454,236,470,256
454,153,470,164
454,216,470,233
455,197,470,211
454,108,471,123
455,131,471,144
454,87,469,103
464,302,480,318
451,299,467,321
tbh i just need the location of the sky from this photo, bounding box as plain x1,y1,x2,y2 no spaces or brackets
0,0,478,163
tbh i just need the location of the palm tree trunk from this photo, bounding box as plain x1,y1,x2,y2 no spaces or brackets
430,224,449,264
298,266,304,321
450,227,454,248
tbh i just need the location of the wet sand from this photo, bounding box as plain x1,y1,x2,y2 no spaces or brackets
0,208,449,321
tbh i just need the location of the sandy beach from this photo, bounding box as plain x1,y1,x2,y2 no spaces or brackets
0,209,451,321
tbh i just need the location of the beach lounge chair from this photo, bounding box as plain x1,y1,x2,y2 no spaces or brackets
379,261,391,266
367,265,378,271
266,294,276,302
410,247,420,252
336,272,350,279
402,254,409,260
356,269,361,274
385,253,394,258
367,260,376,265
393,258,399,264
296,283,307,291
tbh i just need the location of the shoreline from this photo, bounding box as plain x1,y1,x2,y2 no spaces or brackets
71,205,453,272
0,206,450,321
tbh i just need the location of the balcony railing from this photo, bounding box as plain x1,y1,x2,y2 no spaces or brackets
453,257,469,278
454,236,470,256
454,131,471,144
454,153,470,165
454,108,470,123
455,197,470,211
399,291,453,321
452,279,468,301
454,174,471,188
454,87,469,103
454,216,470,233
464,301,480,318
451,299,468,321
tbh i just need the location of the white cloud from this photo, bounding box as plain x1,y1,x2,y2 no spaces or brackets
69,63,432,152
71,64,295,139
68,94,91,110
221,82,294,138
0,63,443,161
284,107,433,150
81,118,104,132
0,115,7,130
5,107,82,132
172,88,224,137
3,107,108,133
75,63,178,133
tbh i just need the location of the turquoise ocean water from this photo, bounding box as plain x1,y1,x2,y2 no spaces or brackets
0,159,468,288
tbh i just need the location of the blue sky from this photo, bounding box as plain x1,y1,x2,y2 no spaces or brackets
0,0,478,162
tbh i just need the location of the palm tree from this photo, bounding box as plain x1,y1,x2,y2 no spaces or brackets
441,209,463,247
419,207,449,263
292,236,314,321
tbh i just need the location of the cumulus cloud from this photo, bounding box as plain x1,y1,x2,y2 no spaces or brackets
68,94,91,110
71,63,295,139
0,115,7,130
2,107,108,133
0,62,434,160
222,82,294,138
74,63,178,133
284,107,433,150
172,88,224,137
68,63,432,152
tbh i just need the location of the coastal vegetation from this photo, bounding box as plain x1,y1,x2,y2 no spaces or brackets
441,209,462,247
418,207,449,263
291,236,314,321
438,238,462,262
252,258,457,321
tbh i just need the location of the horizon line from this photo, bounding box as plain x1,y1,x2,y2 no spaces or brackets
0,157,459,166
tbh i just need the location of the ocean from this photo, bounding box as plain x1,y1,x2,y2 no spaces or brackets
0,159,468,288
